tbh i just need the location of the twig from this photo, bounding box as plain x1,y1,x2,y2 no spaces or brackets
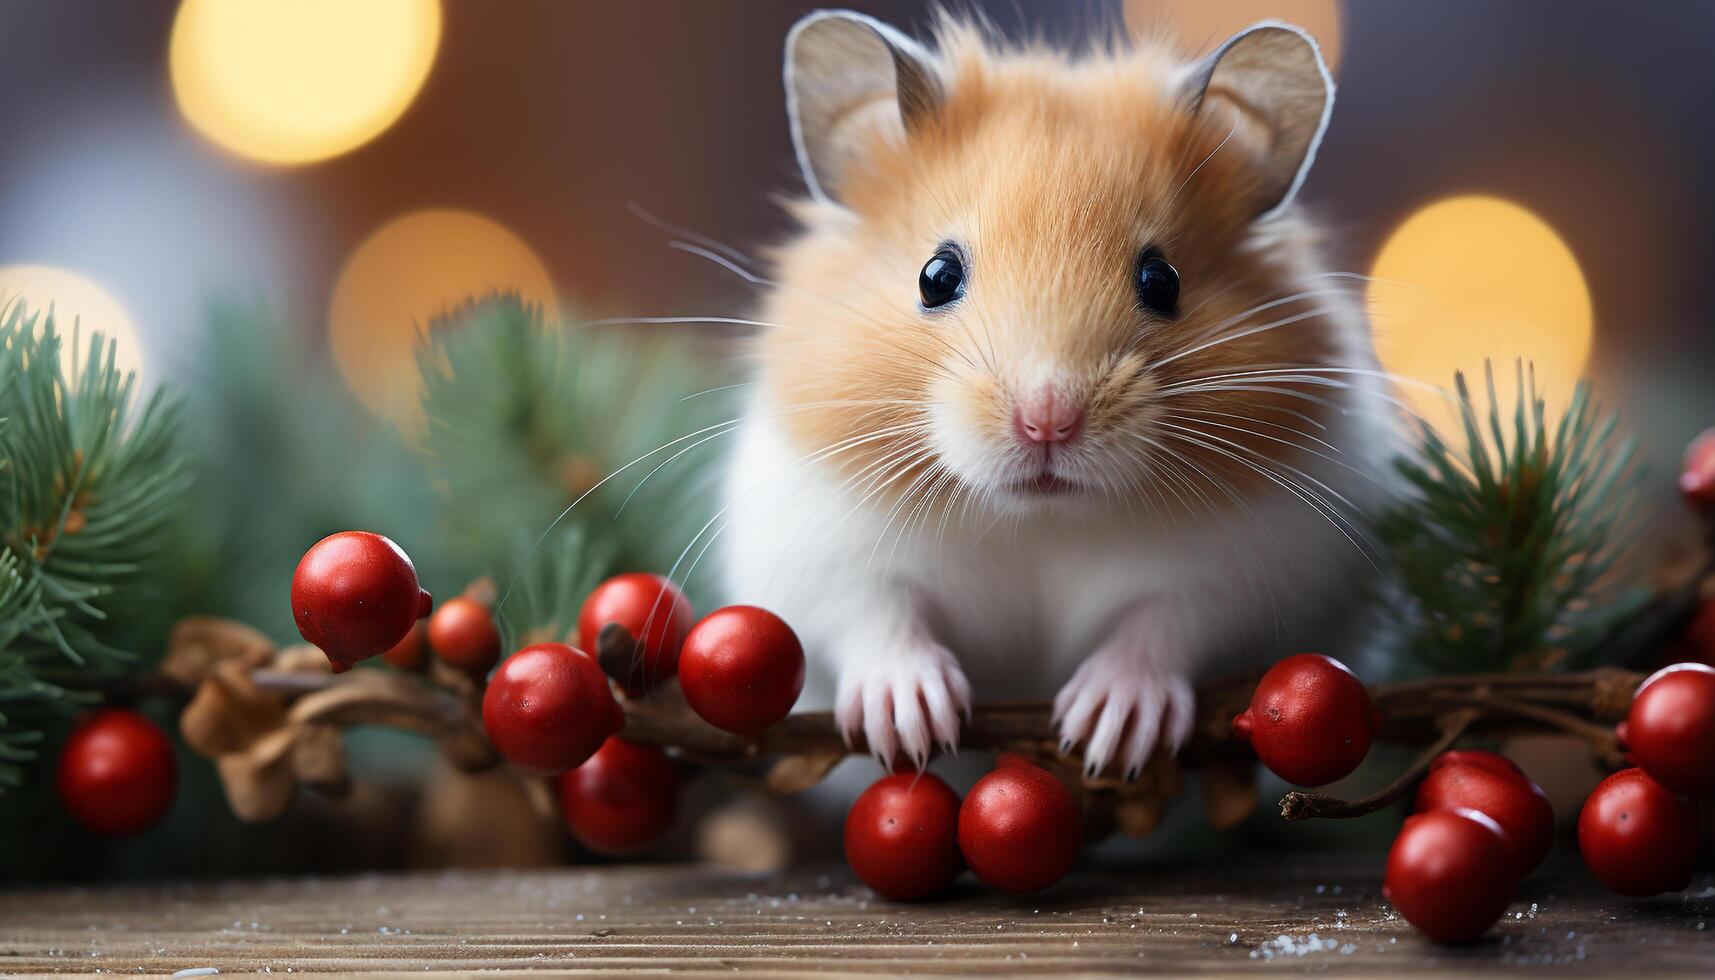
1425,692,1626,767
230,663,1641,784
1279,709,1477,821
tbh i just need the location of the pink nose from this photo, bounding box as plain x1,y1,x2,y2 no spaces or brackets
1014,391,1084,444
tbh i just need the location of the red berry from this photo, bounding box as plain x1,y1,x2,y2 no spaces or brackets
1383,808,1518,943
56,709,177,837
957,763,1082,893
428,597,502,675
381,621,428,670
291,531,432,672
1578,767,1698,897
1680,427,1715,510
845,772,963,901
482,643,623,775
1415,754,1553,875
1621,663,1715,795
556,737,682,854
678,606,804,735
1428,749,1523,780
1231,654,1378,787
578,573,694,695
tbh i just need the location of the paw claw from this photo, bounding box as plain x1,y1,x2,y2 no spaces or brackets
1055,650,1195,781
836,642,969,767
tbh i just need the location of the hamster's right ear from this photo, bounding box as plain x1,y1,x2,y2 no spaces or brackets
1180,22,1334,222
785,10,942,205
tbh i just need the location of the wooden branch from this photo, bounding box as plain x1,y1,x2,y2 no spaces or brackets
164,615,1663,824
231,662,1643,782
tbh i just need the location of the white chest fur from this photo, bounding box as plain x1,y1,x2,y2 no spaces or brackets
718,397,1387,710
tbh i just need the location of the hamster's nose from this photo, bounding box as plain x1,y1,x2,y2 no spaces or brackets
1014,390,1084,444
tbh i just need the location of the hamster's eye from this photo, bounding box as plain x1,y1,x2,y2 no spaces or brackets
918,247,966,309
1135,250,1179,316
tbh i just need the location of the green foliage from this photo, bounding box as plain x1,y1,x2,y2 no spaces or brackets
418,294,731,635
496,524,613,649
165,300,440,640
0,299,189,788
1381,363,1646,674
0,288,717,796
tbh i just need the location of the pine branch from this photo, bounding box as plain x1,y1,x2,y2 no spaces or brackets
0,298,190,788
497,523,613,650
1381,362,1646,674
416,294,730,630
168,300,442,640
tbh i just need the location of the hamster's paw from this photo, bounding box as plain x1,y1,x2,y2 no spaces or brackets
833,642,972,770
1053,651,1195,780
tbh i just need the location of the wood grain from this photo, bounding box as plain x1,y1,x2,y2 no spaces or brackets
1,856,1710,975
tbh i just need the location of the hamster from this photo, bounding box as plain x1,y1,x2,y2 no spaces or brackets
719,11,1394,779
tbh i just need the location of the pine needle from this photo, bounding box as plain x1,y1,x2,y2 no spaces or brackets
0,298,189,787
1381,361,1646,673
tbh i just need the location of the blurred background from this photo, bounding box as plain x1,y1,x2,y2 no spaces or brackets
1,0,1711,881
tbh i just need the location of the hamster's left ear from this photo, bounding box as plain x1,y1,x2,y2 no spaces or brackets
1180,21,1334,221
785,10,943,205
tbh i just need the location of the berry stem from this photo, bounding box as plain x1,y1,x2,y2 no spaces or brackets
1278,709,1477,821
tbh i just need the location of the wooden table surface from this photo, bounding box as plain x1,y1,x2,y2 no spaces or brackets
2,856,1711,976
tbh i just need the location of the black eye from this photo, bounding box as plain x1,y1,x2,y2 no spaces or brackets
919,247,966,309
1135,250,1179,315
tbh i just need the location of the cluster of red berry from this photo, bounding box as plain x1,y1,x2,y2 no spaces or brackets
845,757,1083,900
486,575,804,853
288,533,807,854
1584,663,1714,897
1228,651,1715,943
291,530,506,678
290,533,805,849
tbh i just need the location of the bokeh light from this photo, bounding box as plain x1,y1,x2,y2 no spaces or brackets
1124,0,1344,71
0,264,147,384
170,0,441,166
1367,196,1593,436
329,209,560,430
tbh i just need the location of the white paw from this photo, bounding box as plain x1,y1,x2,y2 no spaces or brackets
834,641,972,769
1053,651,1194,780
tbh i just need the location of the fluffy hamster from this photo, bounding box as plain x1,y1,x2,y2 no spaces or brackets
720,12,1393,779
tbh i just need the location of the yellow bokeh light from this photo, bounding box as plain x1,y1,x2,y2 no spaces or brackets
1125,0,1344,71
0,265,147,384
330,209,560,429
170,0,441,165
1368,196,1593,436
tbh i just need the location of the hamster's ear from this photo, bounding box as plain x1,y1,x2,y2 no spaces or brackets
785,10,942,204
1180,21,1334,221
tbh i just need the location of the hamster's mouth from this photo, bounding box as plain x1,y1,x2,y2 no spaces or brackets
1009,472,1078,496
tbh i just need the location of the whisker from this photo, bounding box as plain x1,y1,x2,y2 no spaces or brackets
1158,413,1389,493
1150,306,1337,371
627,202,759,269
680,381,755,402
1164,383,1345,413
1159,364,1451,398
666,240,980,374
1165,114,1239,217
669,414,950,597
1168,378,1440,428
576,314,787,331
1141,288,1344,353
1157,425,1382,572
1157,419,1369,516
669,240,770,288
